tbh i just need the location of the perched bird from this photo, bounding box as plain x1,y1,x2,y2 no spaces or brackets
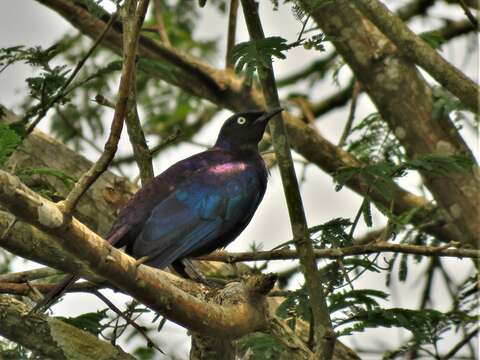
33,107,282,312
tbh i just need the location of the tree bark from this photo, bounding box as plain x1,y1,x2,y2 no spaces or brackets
0,295,135,360
301,0,479,248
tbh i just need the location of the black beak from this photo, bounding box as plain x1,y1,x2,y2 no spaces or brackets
255,107,283,124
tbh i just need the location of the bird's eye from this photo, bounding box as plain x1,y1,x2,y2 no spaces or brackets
237,117,247,125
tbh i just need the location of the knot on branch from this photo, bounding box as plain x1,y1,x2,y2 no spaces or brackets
243,273,277,297
212,273,276,307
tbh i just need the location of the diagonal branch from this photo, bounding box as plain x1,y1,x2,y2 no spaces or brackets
61,0,150,215
351,0,479,112
301,0,480,248
240,1,335,358
125,73,154,185
0,295,135,359
0,169,268,338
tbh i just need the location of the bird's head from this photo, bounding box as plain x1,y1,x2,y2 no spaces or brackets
214,108,283,150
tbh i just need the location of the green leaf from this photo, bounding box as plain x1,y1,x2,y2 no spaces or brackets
362,199,373,227
133,347,155,360
329,289,388,313
231,37,290,85
276,285,311,328
0,123,22,165
310,217,353,248
420,31,445,49
57,309,108,335
405,154,473,176
238,333,286,360
17,167,77,189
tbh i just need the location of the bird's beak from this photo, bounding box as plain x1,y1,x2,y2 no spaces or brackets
255,107,284,124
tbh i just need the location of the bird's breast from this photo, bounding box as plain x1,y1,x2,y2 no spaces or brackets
207,162,248,174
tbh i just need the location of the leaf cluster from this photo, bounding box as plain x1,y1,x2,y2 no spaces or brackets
346,112,404,164
238,333,286,359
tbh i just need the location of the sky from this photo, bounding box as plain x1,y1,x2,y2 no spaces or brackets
0,1,477,358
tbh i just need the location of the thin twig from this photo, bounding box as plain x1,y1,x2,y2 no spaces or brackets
240,1,335,358
0,268,62,283
153,0,171,46
225,0,239,69
442,326,479,359
352,0,479,112
198,242,479,262
124,73,154,185
25,9,120,134
112,129,180,166
92,290,164,354
60,0,150,216
0,280,101,296
457,0,479,30
338,80,361,147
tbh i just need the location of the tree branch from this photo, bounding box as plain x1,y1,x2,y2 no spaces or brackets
60,0,150,215
0,295,135,359
152,0,171,46
240,1,335,358
0,169,269,338
351,0,479,112
302,0,480,248
125,73,154,185
198,242,480,263
225,0,239,69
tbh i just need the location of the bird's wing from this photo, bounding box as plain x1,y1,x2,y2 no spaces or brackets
108,150,223,248
131,163,264,268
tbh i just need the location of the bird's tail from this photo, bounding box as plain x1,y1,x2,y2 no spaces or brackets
30,274,79,313
30,226,129,313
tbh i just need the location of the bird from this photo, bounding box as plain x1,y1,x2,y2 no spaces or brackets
32,107,283,312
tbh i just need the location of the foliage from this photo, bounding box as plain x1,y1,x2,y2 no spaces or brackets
0,123,22,165
238,333,286,359
231,31,328,85
231,37,291,86
58,309,109,336
346,112,404,164
0,340,29,360
334,154,474,199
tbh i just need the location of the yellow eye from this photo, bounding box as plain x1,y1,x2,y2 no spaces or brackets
237,117,247,125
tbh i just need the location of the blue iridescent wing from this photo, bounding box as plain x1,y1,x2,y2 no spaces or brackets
131,163,264,268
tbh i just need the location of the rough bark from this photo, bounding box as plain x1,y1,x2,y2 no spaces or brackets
0,295,135,360
301,0,479,248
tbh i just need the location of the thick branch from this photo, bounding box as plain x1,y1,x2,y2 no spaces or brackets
0,170,267,338
240,1,335,358
0,295,135,359
302,0,480,248
352,0,479,112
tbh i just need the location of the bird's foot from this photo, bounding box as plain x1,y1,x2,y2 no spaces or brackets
181,259,222,288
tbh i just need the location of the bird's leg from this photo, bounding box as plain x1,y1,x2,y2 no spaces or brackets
180,259,222,288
